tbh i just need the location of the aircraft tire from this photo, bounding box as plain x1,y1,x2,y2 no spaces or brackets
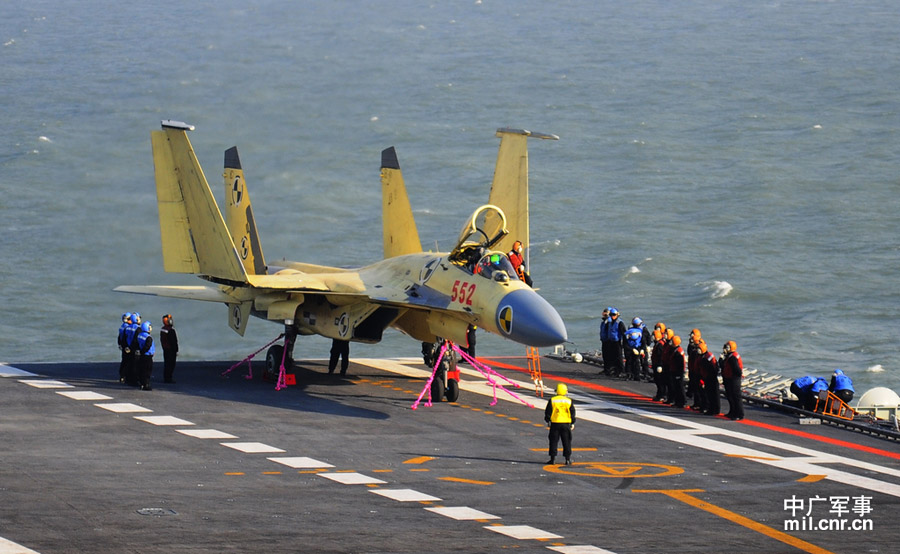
446,379,459,402
431,376,445,403
265,345,284,381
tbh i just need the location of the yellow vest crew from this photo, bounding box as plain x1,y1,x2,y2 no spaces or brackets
544,383,576,465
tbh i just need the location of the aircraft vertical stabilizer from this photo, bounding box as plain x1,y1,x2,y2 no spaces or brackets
487,128,558,263
150,121,248,284
381,146,422,258
224,146,267,275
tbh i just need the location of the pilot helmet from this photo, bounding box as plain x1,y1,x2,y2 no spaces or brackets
490,253,501,266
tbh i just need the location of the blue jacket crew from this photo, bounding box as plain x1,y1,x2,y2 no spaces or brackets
623,320,645,381
790,375,829,411
600,307,626,376
829,369,854,403
117,312,132,383
122,312,142,386
136,321,155,391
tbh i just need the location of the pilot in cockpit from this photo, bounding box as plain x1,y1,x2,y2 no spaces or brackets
474,252,519,282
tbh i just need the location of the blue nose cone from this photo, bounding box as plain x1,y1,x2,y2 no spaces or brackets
496,289,568,347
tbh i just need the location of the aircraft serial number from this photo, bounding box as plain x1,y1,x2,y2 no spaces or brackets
451,280,476,305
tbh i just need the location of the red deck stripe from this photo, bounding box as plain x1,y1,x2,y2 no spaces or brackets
481,358,900,461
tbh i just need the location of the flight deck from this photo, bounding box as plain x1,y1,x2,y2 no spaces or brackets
1,357,897,553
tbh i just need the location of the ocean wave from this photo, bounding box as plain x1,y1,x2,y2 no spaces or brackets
700,280,733,299
866,364,886,374
628,266,640,274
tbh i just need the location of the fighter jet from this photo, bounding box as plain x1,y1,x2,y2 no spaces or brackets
116,121,567,388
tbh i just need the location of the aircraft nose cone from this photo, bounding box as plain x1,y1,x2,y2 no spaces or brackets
496,289,568,347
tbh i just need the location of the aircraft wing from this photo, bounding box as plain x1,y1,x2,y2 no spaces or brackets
113,285,235,303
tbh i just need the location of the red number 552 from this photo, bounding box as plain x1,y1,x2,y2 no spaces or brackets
451,280,475,305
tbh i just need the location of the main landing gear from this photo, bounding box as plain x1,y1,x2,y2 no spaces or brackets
425,340,460,403
264,323,297,381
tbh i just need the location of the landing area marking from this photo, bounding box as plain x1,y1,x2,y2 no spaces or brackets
633,489,833,554
545,462,683,479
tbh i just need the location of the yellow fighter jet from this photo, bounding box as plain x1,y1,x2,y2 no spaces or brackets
116,121,566,385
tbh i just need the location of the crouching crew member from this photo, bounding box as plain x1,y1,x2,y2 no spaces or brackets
719,341,744,420
791,375,829,411
697,339,720,416
160,314,178,384
544,383,576,466
829,369,855,403
136,321,155,391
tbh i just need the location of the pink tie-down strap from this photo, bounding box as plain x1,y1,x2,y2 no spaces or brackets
412,342,535,410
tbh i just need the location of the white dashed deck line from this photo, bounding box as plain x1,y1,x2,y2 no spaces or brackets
95,402,152,413
0,364,37,377
134,415,195,426
0,536,42,553
177,429,238,439
267,457,334,469
425,506,500,521
370,488,441,502
19,379,73,389
56,391,113,401
318,472,387,485
220,442,285,454
484,525,563,540
547,546,618,554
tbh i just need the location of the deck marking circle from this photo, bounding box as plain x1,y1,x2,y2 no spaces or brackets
545,461,683,478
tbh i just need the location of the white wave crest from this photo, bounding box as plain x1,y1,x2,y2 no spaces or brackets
866,364,886,374
628,266,640,274
702,280,733,299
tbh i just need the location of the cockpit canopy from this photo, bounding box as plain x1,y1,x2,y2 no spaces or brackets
474,251,519,282
449,204,509,272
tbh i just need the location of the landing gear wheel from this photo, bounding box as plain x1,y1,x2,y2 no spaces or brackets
431,375,445,403
446,379,459,402
265,344,292,381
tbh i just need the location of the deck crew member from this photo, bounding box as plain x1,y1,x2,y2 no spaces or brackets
639,318,653,380
123,311,141,386
623,318,645,381
829,369,855,403
598,308,610,374
117,312,132,383
603,308,626,377
666,335,687,408
465,324,477,360
328,338,350,376
790,375,829,411
160,314,178,384
136,320,155,391
508,240,533,287
719,341,744,420
651,327,669,402
687,329,706,411
697,339,720,416
544,383,576,466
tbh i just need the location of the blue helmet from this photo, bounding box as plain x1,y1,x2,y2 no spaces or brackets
140,321,151,333
833,368,844,376
609,307,619,315
132,312,141,323
122,312,132,322
632,317,642,327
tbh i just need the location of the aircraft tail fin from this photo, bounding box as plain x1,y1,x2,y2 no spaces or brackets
487,128,558,257
150,121,248,284
224,146,267,275
381,146,422,258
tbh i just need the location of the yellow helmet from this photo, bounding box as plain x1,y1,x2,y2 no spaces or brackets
556,383,568,396
666,329,674,340
671,335,682,347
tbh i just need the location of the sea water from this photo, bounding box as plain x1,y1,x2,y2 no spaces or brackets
2,0,898,394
